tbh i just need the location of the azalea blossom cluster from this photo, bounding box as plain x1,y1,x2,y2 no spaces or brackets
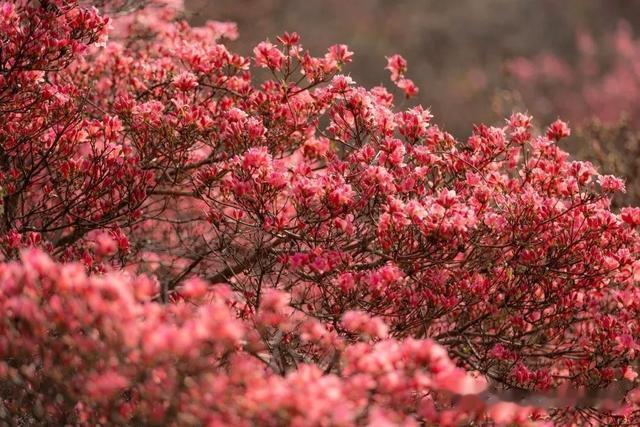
0,249,496,425
2,0,640,425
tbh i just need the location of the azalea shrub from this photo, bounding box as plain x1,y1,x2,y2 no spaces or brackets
2,0,640,425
